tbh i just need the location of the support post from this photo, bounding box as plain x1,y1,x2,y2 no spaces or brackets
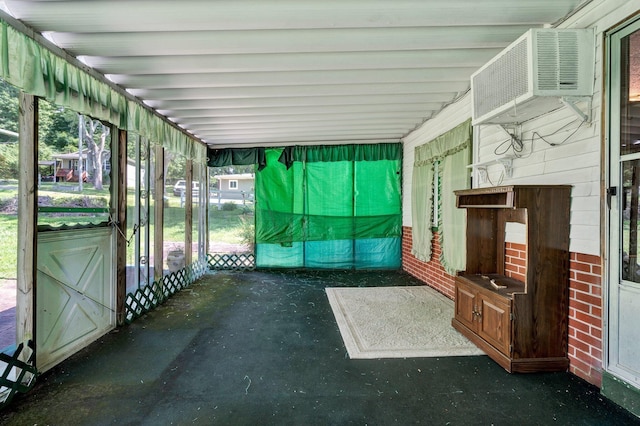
154,145,165,282
17,93,37,362
115,129,127,325
185,159,193,266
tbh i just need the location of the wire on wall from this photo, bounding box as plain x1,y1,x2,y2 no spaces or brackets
493,117,586,159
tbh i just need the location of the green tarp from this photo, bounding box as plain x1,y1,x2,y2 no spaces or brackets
255,145,402,269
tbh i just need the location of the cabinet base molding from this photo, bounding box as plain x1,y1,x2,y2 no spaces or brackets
452,318,569,373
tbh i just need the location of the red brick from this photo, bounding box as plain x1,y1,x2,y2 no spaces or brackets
570,281,591,294
591,347,603,360
574,272,602,285
571,300,591,314
574,310,598,324
570,261,592,273
568,318,591,333
575,253,601,265
569,354,591,373
573,291,602,307
575,330,601,348
569,338,591,354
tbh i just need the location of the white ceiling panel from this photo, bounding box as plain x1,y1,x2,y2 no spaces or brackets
1,0,591,148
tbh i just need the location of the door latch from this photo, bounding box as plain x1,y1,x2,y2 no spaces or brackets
607,186,617,209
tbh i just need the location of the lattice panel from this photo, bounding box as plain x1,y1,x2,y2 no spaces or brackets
0,340,37,409
208,253,256,271
125,261,208,323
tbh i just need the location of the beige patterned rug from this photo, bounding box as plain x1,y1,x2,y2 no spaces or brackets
326,286,485,359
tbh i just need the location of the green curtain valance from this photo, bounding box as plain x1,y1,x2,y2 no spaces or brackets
207,147,266,170
278,143,401,168
0,19,206,163
414,119,471,166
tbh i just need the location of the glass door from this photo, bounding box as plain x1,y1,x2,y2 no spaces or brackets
607,18,640,388
126,135,153,292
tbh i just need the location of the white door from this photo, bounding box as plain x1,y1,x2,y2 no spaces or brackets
36,228,115,372
607,18,640,388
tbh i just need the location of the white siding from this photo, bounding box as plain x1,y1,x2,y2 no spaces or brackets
402,0,640,256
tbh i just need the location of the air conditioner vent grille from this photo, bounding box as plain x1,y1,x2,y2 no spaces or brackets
472,38,528,119
536,31,580,91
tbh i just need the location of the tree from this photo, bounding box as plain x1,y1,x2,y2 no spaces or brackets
81,115,110,190
41,105,79,152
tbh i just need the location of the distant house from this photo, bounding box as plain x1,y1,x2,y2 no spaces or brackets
52,149,111,182
214,173,254,201
215,173,254,192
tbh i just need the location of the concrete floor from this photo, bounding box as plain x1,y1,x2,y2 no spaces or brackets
0,269,638,425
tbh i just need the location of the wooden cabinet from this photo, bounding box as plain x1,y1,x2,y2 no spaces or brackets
452,185,571,373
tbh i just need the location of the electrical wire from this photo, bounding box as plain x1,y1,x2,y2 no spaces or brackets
530,118,586,147
493,117,586,158
494,132,524,156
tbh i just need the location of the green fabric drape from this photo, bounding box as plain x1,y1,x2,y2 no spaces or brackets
0,19,206,163
440,145,470,274
256,144,402,269
414,120,472,166
207,147,266,170
278,143,401,168
411,119,471,272
410,161,433,262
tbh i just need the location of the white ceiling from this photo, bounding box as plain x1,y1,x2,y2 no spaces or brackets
1,0,590,149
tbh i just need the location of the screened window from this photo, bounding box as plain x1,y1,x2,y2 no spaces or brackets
37,107,112,229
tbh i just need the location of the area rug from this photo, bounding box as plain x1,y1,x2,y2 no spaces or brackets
326,286,485,359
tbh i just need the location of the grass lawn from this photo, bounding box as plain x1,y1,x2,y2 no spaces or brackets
0,215,17,279
0,187,253,279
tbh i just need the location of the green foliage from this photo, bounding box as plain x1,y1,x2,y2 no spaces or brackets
237,215,255,247
0,215,17,278
166,154,186,181
0,80,18,145
37,99,84,154
221,202,237,211
0,143,19,178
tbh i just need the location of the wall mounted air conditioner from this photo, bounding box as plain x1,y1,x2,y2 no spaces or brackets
471,28,594,126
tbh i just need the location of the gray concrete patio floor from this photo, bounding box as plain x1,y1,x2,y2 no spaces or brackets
0,269,638,425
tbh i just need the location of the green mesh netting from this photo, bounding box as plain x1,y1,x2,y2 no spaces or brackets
255,146,401,269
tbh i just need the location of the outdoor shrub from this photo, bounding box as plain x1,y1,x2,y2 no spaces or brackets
238,215,255,250
221,202,237,211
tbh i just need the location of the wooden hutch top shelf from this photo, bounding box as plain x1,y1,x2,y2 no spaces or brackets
456,185,572,209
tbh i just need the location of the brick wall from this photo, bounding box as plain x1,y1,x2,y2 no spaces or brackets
401,226,456,299
504,242,526,282
402,226,604,388
568,252,603,387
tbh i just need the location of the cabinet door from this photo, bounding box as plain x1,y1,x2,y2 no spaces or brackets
455,280,478,331
478,293,511,356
